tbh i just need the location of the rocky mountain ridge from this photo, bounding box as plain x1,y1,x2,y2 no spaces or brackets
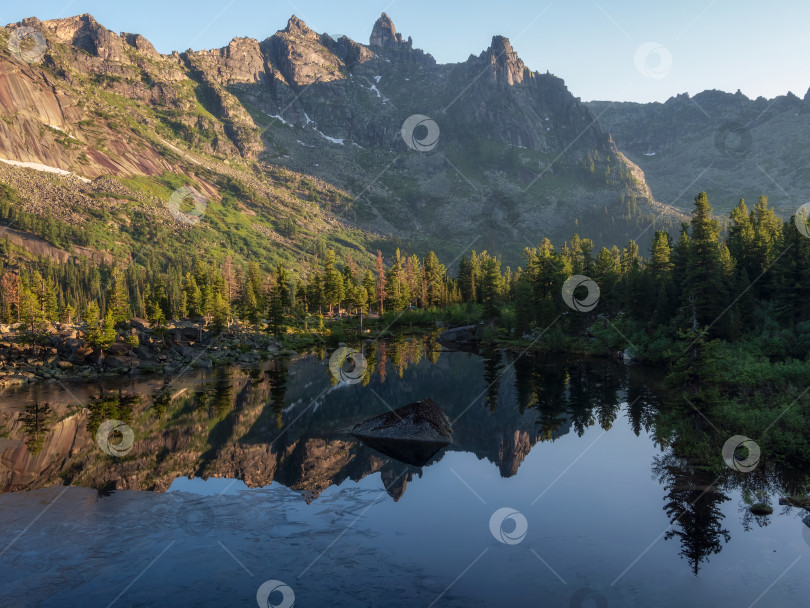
588,88,810,217
0,12,681,267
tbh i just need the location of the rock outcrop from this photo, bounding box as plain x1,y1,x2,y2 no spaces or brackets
369,13,412,50
264,15,346,86
749,503,773,516
349,398,452,466
481,35,531,87
41,14,126,62
186,37,268,86
323,35,374,68
121,32,158,56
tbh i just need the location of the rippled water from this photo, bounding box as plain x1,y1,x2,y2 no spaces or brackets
0,341,807,607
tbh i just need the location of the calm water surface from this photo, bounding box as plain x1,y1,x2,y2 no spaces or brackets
0,341,807,607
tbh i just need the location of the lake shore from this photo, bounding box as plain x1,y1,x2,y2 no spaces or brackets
0,318,291,388
0,316,642,388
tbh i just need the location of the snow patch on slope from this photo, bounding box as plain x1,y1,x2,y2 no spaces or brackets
266,113,292,127
0,158,90,183
316,131,344,145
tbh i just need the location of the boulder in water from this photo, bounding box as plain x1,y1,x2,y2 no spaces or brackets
779,495,810,510
349,398,452,467
438,324,481,345
749,503,773,516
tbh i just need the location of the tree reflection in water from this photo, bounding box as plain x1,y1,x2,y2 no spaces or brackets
267,356,289,429
652,454,731,575
20,400,53,454
3,340,809,577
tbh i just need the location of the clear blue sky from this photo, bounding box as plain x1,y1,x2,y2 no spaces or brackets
6,0,809,103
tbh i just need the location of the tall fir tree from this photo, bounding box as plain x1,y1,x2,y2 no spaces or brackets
684,193,727,335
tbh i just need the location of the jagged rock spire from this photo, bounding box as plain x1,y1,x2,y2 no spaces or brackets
480,35,530,86
369,12,412,50
370,12,396,46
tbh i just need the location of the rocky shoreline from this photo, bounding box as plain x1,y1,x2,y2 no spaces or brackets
0,319,281,387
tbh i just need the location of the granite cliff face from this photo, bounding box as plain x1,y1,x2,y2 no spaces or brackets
0,11,680,266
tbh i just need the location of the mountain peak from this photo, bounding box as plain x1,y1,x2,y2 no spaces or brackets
478,35,530,86
490,35,514,55
370,12,412,50
284,14,316,38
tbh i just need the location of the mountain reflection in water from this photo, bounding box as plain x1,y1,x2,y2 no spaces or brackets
0,339,659,501
0,337,807,589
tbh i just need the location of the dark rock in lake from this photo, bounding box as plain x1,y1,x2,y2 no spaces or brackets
750,503,773,516
778,496,810,510
349,398,452,467
438,324,482,345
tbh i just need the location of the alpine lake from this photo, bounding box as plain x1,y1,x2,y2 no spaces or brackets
0,337,807,607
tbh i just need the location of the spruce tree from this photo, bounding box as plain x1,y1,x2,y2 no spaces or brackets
514,275,534,336
593,247,621,313
375,250,386,314
306,267,324,314
60,304,75,325
267,287,284,339
752,195,783,273
275,264,291,311
727,199,755,275
183,272,202,318
385,249,404,312
18,284,42,349
351,279,369,331
773,217,810,325
458,256,475,303
685,193,727,334
106,267,129,327
423,251,444,308
362,270,376,310
649,231,673,279
322,250,344,315
480,255,501,322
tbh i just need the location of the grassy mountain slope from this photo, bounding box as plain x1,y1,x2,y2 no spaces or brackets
0,15,381,273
